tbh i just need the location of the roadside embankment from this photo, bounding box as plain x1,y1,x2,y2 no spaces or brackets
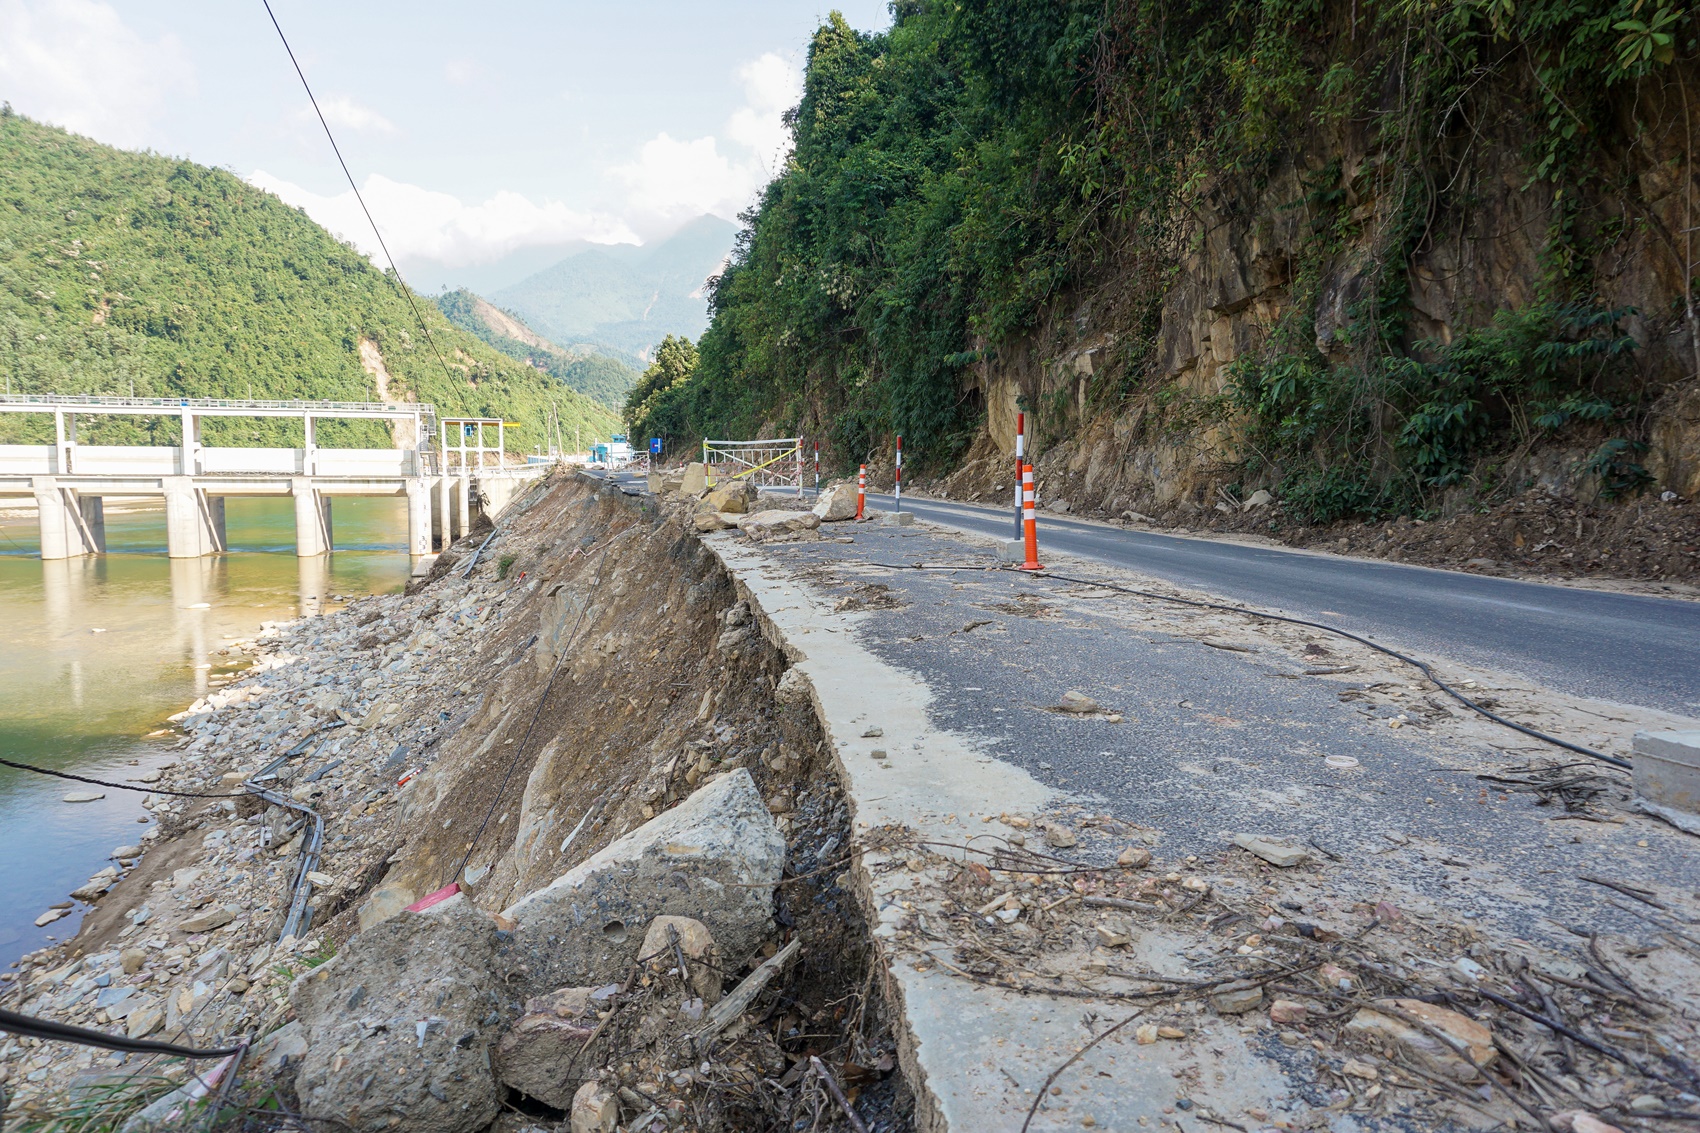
2,471,911,1132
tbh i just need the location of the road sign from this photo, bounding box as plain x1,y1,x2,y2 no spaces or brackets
650,436,662,455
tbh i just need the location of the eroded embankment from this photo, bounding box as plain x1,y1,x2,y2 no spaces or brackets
1,472,910,1133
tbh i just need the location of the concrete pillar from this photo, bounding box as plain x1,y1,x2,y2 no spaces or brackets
180,408,201,475
303,415,317,476
292,478,333,556
164,477,225,558
32,476,88,559
405,478,433,558
435,473,450,549
455,475,471,541
78,496,105,554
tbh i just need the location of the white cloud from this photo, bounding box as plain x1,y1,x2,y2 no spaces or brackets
726,53,803,174
443,59,480,87
302,95,395,135
0,0,191,147
608,52,801,231
246,170,639,268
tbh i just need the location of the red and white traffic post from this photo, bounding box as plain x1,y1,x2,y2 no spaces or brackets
856,464,867,519
813,440,820,494
1018,462,1043,571
894,435,903,511
1013,411,1025,540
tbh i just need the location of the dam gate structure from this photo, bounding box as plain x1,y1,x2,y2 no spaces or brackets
0,396,539,559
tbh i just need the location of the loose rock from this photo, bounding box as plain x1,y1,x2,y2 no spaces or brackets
1231,833,1309,868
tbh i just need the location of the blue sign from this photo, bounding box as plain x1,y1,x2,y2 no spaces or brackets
649,437,662,455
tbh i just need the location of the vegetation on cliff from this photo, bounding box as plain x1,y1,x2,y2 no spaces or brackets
0,110,617,450
630,0,1697,519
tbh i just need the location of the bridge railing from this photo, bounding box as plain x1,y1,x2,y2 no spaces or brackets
0,394,438,421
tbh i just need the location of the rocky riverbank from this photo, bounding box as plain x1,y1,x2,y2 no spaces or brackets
1,471,908,1132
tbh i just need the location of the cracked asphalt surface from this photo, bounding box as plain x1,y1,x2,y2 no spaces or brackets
761,521,1700,957
855,491,1700,717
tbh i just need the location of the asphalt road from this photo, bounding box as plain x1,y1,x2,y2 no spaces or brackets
603,471,1700,715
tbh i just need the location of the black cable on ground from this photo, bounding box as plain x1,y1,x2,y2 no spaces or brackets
1027,567,1632,771
0,1007,243,1059
0,758,248,798
850,560,1633,772
448,533,616,885
259,0,461,395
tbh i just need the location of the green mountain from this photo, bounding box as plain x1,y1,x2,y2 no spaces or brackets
0,109,620,451
491,215,736,362
434,289,638,411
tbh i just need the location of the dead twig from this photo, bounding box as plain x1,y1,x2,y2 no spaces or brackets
808,1056,870,1133
1579,874,1668,910
694,938,802,1054
1018,1010,1144,1133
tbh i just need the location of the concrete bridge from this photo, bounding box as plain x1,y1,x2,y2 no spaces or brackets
0,395,535,559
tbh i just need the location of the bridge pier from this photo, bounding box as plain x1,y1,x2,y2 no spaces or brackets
406,478,433,557
433,473,473,548
291,478,333,557
163,477,226,558
31,476,106,558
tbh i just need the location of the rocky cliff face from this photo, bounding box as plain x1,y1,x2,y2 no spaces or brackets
949,63,1700,516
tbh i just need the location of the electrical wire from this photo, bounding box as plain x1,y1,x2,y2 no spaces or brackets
0,758,248,798
258,0,460,393
0,1007,243,1058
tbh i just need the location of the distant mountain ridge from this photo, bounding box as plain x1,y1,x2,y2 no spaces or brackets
434,290,639,411
490,215,737,362
0,110,620,450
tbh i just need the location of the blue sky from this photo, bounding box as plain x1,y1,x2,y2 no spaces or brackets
0,1,892,271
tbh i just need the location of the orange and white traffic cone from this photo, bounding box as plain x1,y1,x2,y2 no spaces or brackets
1018,462,1043,571
856,464,866,519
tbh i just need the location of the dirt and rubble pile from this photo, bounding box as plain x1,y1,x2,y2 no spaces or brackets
1,472,909,1133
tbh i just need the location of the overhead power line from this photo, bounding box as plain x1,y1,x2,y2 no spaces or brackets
258,0,459,391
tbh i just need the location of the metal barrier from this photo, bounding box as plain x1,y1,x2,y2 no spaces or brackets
702,437,804,494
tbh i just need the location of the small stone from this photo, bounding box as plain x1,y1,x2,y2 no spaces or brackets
1058,691,1099,714
1231,833,1309,868
62,791,105,803
111,845,142,859
1136,1023,1159,1045
132,768,163,784
1269,998,1308,1024
1627,1096,1662,1114
178,908,235,933
1157,1026,1186,1040
862,726,884,738
1210,981,1263,1014
570,1081,619,1133
1096,925,1131,948
870,749,888,760
1043,824,1078,849
126,1004,164,1039
1117,846,1152,869
1341,1058,1379,1080
35,907,72,927
120,948,146,974
1319,962,1354,990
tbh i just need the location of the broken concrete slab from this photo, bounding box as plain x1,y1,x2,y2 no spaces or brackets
1634,729,1700,813
290,896,510,1133
503,769,783,996
736,510,821,541
679,463,707,496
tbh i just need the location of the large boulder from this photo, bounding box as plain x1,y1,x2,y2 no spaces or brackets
811,482,859,521
703,481,756,514
491,986,607,1109
290,896,511,1133
503,769,784,996
678,463,707,496
736,510,822,542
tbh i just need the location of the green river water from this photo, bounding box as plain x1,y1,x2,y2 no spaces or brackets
0,498,413,966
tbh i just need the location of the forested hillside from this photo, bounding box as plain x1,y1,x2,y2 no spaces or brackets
435,288,638,412
0,110,618,450
632,0,1700,526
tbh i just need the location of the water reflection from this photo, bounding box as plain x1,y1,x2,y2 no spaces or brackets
0,496,414,963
